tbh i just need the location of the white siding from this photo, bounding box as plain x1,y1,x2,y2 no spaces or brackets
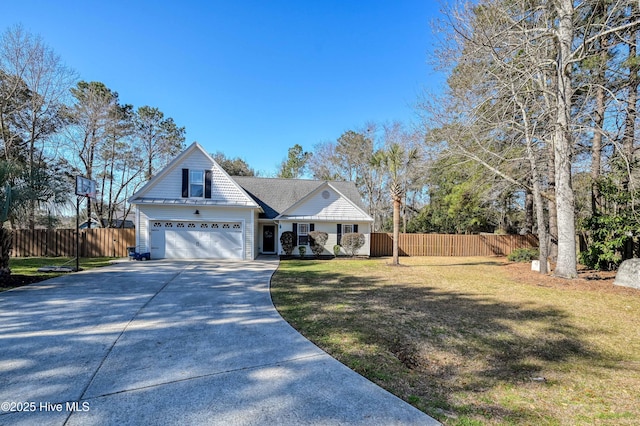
143,149,254,205
284,187,371,221
135,207,142,251
137,205,256,259
277,220,370,257
253,212,260,256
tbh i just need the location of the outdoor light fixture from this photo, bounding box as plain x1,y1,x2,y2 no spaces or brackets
194,209,200,215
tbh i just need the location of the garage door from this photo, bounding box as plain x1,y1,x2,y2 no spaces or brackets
149,221,243,259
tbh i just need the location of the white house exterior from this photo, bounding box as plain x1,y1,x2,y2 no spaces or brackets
274,182,373,256
129,142,374,260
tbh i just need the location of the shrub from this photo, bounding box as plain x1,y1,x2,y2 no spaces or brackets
341,232,365,257
507,247,539,262
579,213,633,270
280,231,294,255
333,244,341,257
308,231,329,257
298,245,307,257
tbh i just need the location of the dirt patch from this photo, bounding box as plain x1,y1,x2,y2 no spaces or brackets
503,261,640,296
0,275,46,291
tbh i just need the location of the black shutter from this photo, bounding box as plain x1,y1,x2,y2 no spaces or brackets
181,169,189,198
337,224,342,245
292,223,298,245
354,224,358,233
310,223,315,232
204,170,212,199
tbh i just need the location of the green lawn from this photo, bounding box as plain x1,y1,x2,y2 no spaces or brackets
1,257,117,292
270,257,640,426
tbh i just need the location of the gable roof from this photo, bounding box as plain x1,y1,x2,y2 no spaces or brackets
129,142,259,208
232,176,371,220
276,181,373,222
129,143,372,221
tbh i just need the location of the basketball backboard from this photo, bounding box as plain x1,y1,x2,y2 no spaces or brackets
75,176,97,199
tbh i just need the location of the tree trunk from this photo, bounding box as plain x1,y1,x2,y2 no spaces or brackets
553,0,578,279
527,144,548,274
392,197,401,265
547,148,558,262
402,192,408,234
28,120,36,230
591,80,605,213
0,226,12,279
623,17,638,186
524,187,533,234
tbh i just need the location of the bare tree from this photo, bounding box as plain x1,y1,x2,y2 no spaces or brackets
64,81,117,227
0,25,77,228
309,126,393,231
426,0,639,278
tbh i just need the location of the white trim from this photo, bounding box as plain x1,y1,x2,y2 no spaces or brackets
276,215,372,221
343,224,355,234
189,169,205,198
133,198,258,207
260,224,278,254
298,223,310,235
135,207,140,251
251,209,255,258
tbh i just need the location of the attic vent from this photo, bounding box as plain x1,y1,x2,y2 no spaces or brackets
322,190,330,199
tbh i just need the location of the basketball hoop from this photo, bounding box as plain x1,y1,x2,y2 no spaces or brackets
74,175,99,272
76,176,97,199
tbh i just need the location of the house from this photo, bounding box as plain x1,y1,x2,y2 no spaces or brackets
79,218,135,229
78,219,102,230
129,142,373,260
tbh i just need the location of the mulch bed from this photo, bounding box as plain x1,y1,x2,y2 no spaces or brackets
503,261,640,296
0,275,47,291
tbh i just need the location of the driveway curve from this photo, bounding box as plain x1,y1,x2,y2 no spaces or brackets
0,258,439,425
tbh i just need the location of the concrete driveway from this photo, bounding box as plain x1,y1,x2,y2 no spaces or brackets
0,258,438,425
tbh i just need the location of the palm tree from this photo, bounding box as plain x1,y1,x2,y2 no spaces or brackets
0,162,22,280
0,182,14,279
383,143,419,265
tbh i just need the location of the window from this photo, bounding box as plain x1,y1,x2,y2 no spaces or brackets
298,223,309,245
338,224,358,245
190,170,204,197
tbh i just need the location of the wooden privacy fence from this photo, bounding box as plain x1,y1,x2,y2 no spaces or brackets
11,228,135,258
370,233,538,257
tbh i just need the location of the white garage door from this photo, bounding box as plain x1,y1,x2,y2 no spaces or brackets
149,221,243,259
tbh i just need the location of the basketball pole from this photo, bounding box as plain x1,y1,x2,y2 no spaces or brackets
76,196,80,272
74,176,97,272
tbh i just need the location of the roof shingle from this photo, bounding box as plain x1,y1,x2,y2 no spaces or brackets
231,177,367,219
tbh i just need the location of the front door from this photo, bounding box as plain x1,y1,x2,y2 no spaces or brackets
263,225,275,253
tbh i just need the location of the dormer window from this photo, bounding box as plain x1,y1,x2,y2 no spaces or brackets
182,168,212,199
190,170,204,197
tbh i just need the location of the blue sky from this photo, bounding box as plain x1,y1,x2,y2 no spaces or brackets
2,0,447,175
